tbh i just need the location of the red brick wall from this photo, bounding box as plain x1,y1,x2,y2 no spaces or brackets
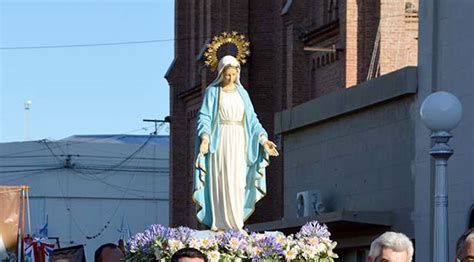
378,0,418,75
245,0,284,224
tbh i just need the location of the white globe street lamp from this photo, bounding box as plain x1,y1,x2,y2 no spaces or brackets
420,91,462,262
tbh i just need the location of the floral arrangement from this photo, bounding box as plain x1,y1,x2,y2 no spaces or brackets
126,221,338,262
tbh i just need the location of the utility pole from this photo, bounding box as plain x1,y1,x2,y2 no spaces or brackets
142,116,171,135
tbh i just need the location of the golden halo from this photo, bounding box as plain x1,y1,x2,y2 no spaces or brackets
204,31,250,71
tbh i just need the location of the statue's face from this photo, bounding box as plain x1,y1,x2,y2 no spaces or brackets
221,67,238,86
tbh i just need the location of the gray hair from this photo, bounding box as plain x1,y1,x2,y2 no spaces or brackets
369,231,414,261
456,228,474,258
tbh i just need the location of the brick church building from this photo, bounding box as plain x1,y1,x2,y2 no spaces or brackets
165,0,418,231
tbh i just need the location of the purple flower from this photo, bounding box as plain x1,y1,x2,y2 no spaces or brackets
249,234,283,259
127,232,151,253
166,226,193,242
217,228,245,246
215,229,248,254
146,224,169,240
127,224,170,255
296,220,331,239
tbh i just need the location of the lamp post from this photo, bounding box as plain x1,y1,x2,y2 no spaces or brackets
24,100,32,141
420,91,462,262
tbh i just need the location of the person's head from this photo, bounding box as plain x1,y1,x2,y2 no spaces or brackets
368,231,414,262
94,243,124,262
215,55,241,86
455,228,474,262
171,247,207,262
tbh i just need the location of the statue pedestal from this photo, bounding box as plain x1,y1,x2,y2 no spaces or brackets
190,230,220,239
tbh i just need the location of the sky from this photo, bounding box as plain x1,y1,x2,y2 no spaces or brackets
0,0,174,142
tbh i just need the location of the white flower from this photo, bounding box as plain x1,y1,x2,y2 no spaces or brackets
321,237,332,245
229,237,240,250
200,238,215,249
276,235,287,245
207,250,221,262
239,238,248,249
253,233,266,241
307,237,320,246
302,245,318,259
168,239,184,252
315,242,327,253
188,238,202,249
283,248,298,261
251,247,262,257
296,239,306,249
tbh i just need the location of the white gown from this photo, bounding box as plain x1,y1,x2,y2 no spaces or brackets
209,89,247,230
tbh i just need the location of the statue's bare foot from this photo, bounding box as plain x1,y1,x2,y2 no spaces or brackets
211,226,225,232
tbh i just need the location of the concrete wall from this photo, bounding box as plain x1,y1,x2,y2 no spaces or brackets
275,67,418,245
282,98,415,230
416,0,474,260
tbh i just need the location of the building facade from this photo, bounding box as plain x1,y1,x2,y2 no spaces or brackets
250,0,474,258
166,0,418,233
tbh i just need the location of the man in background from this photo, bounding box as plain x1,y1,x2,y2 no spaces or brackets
94,243,124,262
455,228,474,262
368,231,414,262
171,248,207,262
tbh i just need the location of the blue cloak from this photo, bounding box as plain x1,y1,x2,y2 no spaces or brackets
193,83,269,228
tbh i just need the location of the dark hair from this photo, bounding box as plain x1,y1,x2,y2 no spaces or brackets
456,228,474,258
94,243,119,262
171,248,208,262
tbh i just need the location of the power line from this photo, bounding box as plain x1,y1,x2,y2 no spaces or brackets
0,154,167,160
0,168,63,182
0,167,62,174
62,136,154,175
73,167,169,174
0,132,168,240
0,125,157,157
54,137,153,240
0,39,175,50
0,13,413,50
0,164,61,168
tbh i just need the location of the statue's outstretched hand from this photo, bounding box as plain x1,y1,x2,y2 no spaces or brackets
200,139,209,155
263,140,279,157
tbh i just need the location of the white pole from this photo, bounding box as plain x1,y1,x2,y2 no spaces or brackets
430,131,452,262
24,101,31,141
420,91,462,262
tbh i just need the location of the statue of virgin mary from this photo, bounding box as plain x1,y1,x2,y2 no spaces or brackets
193,55,279,231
